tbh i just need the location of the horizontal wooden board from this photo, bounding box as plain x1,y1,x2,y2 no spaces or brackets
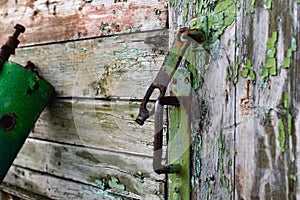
30,99,160,156
0,0,168,46
12,30,168,99
2,138,164,199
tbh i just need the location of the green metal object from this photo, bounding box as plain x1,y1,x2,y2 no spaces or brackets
0,61,54,183
168,67,191,200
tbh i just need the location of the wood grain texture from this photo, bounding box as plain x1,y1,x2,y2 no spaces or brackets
30,99,156,156
2,138,164,199
169,1,236,199
0,0,168,46
12,30,167,99
235,1,299,199
170,0,299,199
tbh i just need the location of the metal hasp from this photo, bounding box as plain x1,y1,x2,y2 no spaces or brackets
168,68,191,200
135,27,203,199
154,70,192,199
135,28,205,126
0,25,54,183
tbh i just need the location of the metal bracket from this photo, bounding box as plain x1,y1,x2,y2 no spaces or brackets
168,67,191,200
152,67,191,199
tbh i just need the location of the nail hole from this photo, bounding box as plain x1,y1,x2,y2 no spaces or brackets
0,113,17,131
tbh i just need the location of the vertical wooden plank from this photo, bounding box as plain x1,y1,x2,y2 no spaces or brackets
169,1,236,199
235,0,299,199
293,2,300,199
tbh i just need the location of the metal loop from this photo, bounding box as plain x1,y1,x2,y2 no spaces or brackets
153,98,181,174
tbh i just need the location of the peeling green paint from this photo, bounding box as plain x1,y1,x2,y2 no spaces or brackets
190,0,236,49
234,62,239,84
290,174,297,182
240,59,256,81
250,0,256,13
265,0,272,9
262,31,278,80
109,176,126,191
291,36,297,51
83,175,131,199
283,37,297,69
278,118,285,153
283,92,289,109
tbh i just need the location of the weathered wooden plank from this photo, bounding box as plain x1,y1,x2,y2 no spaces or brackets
3,166,157,200
2,138,164,199
294,3,300,197
169,1,236,199
0,0,168,46
235,0,299,199
11,30,167,99
31,99,156,156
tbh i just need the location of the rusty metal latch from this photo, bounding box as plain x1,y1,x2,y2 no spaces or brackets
153,96,181,174
135,28,205,126
136,28,199,199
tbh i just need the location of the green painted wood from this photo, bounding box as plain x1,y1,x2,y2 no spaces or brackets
168,67,191,199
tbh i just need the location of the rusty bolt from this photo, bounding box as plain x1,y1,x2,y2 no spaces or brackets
12,24,26,39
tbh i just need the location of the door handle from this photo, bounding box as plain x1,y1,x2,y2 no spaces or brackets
153,96,181,174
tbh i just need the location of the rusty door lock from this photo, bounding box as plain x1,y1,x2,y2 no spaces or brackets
0,24,54,183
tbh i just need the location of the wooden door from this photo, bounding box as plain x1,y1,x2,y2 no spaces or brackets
169,0,299,199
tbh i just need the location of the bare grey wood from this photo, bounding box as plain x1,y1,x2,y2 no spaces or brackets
235,1,299,199
169,0,299,199
3,138,164,199
31,99,155,156
12,30,167,99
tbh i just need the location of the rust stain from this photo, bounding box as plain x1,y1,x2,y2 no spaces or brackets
236,165,248,200
240,80,252,115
